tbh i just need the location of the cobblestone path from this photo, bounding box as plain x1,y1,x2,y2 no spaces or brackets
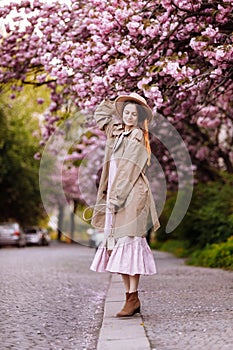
0,244,110,350
141,251,233,350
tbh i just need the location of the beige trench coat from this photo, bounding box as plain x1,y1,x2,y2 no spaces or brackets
91,100,160,239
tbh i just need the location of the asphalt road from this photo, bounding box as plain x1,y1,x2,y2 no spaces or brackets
0,243,110,350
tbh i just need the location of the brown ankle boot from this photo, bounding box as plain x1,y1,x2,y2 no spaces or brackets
116,291,140,317
116,292,129,317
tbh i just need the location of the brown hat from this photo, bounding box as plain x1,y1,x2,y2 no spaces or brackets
114,92,153,121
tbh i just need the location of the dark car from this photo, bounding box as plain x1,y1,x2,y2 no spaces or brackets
0,222,26,248
24,227,50,246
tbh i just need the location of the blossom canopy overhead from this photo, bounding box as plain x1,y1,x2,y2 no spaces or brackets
0,0,233,177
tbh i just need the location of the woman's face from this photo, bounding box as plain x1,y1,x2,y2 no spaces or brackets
122,103,138,128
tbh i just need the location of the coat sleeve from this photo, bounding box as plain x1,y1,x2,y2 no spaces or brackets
109,129,148,208
94,99,117,137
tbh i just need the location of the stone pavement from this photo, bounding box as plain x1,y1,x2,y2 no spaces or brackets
97,250,233,350
97,274,150,350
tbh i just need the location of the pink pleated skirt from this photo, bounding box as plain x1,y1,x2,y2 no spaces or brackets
90,236,157,276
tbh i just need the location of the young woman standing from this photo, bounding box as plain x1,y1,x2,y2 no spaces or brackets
90,92,160,317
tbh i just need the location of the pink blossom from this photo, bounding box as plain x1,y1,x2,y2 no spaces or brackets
34,152,41,160
196,146,209,161
145,23,160,38
37,98,44,105
126,21,141,36
201,25,219,39
137,77,153,90
143,86,163,108
209,68,223,79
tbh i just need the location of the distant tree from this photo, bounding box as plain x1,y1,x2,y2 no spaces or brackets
0,98,47,226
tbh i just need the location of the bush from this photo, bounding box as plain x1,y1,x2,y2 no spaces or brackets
157,174,233,250
152,239,189,258
187,236,233,270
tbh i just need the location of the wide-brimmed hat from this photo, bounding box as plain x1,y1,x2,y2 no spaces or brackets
114,92,153,121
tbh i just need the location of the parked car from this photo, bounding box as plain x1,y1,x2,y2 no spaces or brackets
24,227,50,246
0,222,26,248
87,228,104,249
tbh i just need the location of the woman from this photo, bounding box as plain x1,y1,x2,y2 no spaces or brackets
90,92,160,317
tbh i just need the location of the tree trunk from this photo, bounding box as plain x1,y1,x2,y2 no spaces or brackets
218,150,233,174
70,200,78,242
57,204,64,241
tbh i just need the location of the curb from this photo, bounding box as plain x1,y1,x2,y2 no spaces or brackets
97,274,151,350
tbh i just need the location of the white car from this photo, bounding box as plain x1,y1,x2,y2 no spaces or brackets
24,227,50,246
87,228,105,249
0,222,26,248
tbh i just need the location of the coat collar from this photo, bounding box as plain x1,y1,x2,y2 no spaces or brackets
112,123,138,136
113,125,139,152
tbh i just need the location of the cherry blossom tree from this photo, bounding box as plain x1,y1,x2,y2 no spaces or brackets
0,0,233,180
39,121,106,240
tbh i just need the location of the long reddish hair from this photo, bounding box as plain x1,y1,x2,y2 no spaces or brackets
143,118,151,166
122,101,151,165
